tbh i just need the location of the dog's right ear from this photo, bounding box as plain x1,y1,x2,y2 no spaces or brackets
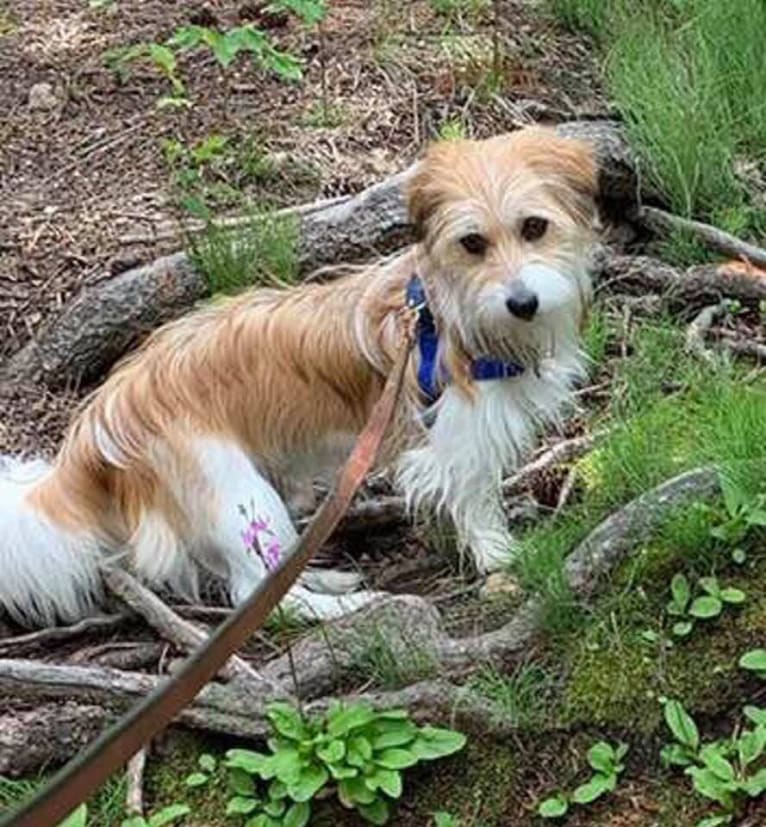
407,142,456,241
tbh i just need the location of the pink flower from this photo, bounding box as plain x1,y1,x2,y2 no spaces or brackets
240,515,281,569
264,539,282,570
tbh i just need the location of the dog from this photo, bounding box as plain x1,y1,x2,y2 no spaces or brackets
0,126,597,628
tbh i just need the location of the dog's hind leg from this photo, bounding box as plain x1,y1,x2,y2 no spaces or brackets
188,437,383,620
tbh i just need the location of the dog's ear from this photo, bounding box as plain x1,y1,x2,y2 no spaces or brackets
407,142,459,240
518,129,599,224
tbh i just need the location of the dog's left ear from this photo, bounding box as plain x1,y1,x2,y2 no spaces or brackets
407,141,459,241
523,130,599,224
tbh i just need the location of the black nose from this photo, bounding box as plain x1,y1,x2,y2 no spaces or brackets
505,287,539,320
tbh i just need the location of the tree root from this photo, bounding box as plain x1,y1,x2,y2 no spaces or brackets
0,466,721,768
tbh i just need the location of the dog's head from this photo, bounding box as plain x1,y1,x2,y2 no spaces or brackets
407,127,597,368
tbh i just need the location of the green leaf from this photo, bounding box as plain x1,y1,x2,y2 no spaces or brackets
571,774,613,804
339,776,377,806
746,507,766,526
739,649,766,676
720,473,746,517
375,709,409,720
661,743,695,767
327,704,375,737
184,772,209,787
148,805,192,827
738,727,766,766
696,817,731,827
271,0,327,26
371,724,417,750
228,768,256,796
262,48,303,82
284,801,311,827
266,702,308,740
271,747,302,785
167,25,208,50
537,796,569,818
268,779,288,800
698,577,720,597
121,819,148,827
700,746,735,781
410,727,467,761
348,735,374,766
686,767,732,807
288,763,328,802
226,749,273,777
744,706,766,727
375,748,419,769
357,798,390,825
670,573,691,610
719,587,746,604
263,798,286,817
198,753,217,773
316,739,345,764
226,796,259,816
59,805,88,827
245,816,272,827
327,763,358,779
743,767,766,797
664,700,700,751
673,621,694,637
365,768,402,798
732,548,747,565
689,596,722,619
587,742,615,774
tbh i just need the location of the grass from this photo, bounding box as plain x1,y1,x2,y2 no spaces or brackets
0,774,127,825
512,317,766,634
188,210,299,296
549,0,766,236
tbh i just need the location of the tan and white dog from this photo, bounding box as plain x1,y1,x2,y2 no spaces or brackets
0,127,597,627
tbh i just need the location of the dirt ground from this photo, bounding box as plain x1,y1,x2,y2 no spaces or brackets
0,0,607,455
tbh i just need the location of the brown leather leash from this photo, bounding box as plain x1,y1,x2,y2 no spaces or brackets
1,320,415,827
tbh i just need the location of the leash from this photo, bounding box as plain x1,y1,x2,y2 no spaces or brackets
1,317,416,827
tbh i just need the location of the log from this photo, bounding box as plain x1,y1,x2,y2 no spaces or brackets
0,703,112,777
597,255,766,311
2,121,635,389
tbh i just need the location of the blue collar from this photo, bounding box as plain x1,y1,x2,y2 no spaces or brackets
406,275,524,405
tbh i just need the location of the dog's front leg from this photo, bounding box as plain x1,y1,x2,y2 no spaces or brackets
451,485,517,574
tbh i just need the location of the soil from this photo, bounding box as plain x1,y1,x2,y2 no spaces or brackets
0,0,606,456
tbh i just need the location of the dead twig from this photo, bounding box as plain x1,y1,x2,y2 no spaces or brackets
639,206,766,270
685,302,727,361
0,614,130,658
102,568,283,694
125,748,147,817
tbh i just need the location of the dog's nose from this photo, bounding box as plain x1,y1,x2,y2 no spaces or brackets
505,285,539,320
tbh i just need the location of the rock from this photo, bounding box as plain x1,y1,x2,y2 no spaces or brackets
28,82,59,112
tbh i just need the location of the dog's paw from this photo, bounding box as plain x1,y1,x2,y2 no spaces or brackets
284,586,388,621
472,538,518,574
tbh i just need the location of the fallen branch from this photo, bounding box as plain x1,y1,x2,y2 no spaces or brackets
125,748,147,817
685,303,727,361
598,255,766,311
714,331,766,362
0,613,130,658
639,206,766,271
103,568,284,695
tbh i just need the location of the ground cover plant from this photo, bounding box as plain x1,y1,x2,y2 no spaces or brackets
1,0,766,825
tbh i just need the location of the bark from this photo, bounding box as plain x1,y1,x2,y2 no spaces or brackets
2,121,636,389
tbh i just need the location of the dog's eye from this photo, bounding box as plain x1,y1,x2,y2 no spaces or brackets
521,216,548,242
459,233,488,255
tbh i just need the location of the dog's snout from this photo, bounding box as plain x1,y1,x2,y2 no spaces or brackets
505,284,539,320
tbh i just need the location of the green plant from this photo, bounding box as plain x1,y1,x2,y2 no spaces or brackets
58,805,88,827
709,475,766,547
121,804,192,827
438,118,468,141
433,812,461,826
189,210,298,295
430,0,490,24
666,573,745,638
739,650,766,680
225,701,466,825
661,697,766,825
184,752,217,788
537,741,628,818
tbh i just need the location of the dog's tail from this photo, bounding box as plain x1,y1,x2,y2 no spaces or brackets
0,456,103,627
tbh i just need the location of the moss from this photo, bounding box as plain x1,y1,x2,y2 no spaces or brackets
143,732,230,827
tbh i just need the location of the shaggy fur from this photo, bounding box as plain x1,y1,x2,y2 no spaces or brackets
0,127,597,627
